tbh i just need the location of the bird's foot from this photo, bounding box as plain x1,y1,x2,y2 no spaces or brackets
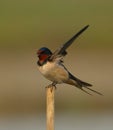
46,83,57,92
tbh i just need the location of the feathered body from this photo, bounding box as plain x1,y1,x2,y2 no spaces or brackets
38,59,69,84
37,25,102,95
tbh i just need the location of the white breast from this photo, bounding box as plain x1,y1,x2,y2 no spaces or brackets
38,61,69,83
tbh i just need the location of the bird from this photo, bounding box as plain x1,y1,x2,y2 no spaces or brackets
37,25,102,95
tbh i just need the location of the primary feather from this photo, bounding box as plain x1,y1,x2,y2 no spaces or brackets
49,25,89,61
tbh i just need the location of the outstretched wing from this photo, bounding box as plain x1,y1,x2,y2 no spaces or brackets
49,25,89,61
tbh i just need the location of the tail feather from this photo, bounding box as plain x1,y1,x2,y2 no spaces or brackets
68,73,103,96
80,88,92,96
85,87,103,96
78,80,92,87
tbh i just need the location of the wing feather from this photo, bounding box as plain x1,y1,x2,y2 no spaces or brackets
49,25,89,61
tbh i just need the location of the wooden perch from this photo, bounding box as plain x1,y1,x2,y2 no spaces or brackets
46,86,55,130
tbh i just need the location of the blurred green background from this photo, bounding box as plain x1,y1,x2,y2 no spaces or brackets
0,0,113,129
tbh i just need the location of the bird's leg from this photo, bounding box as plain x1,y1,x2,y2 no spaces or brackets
52,82,57,89
46,82,57,92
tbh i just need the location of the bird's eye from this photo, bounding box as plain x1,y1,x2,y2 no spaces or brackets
37,50,44,55
40,50,45,54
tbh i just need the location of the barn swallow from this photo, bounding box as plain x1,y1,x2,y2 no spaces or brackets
37,25,102,95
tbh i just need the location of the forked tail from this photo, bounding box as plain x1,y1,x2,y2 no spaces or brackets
69,73,103,96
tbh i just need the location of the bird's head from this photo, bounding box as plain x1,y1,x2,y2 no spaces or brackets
37,47,52,61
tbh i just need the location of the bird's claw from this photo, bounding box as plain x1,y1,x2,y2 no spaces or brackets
46,84,57,92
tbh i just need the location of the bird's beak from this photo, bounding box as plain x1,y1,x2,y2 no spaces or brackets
37,50,42,57
37,52,40,57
